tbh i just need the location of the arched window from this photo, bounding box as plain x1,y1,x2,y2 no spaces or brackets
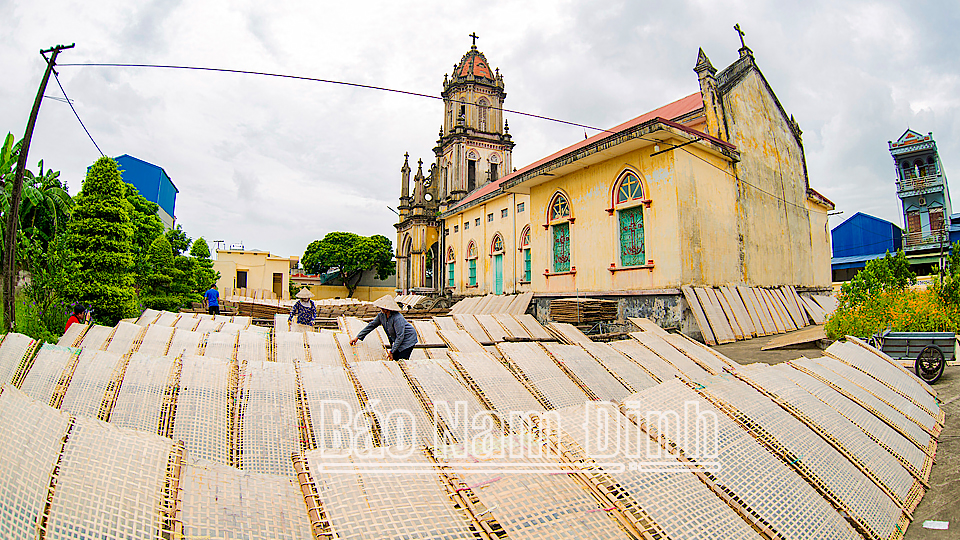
613,171,646,266
466,241,478,286
491,234,504,254
520,226,531,282
548,192,572,272
478,98,489,131
446,247,455,287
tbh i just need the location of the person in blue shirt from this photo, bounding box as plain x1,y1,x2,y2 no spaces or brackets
204,284,220,315
350,295,418,360
289,288,318,329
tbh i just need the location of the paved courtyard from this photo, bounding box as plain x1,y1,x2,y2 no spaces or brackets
713,333,959,538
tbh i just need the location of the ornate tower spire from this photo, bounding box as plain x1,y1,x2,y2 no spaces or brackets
398,152,411,212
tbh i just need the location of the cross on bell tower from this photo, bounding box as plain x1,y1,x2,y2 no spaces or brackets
469,32,479,48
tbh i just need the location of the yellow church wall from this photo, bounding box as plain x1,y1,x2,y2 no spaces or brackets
527,145,691,294
719,68,828,287
443,193,530,295
674,144,743,286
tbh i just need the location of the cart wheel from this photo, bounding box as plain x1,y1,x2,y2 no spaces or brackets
867,336,880,349
915,345,945,384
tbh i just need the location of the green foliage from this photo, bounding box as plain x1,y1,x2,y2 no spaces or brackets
836,250,915,309
301,232,394,297
190,237,211,258
933,242,960,306
825,287,959,339
189,237,218,294
66,157,138,324
17,234,77,341
141,236,180,311
825,248,958,339
123,183,164,290
165,224,191,256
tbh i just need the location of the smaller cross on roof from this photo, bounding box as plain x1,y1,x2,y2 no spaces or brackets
469,32,480,48
734,23,746,49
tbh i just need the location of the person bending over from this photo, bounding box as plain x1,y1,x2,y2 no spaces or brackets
350,295,418,360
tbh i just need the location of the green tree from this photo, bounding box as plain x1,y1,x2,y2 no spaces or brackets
141,236,181,311
65,157,137,324
123,183,164,291
165,224,191,256
301,232,394,297
837,249,915,309
190,237,219,293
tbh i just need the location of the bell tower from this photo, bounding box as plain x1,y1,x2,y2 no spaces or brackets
435,34,514,209
395,36,514,294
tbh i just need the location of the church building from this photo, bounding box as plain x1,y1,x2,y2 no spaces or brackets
396,33,834,329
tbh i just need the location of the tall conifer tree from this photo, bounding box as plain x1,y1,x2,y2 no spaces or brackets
66,157,137,323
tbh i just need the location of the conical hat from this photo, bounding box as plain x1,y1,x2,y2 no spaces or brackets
372,295,401,311
296,288,315,299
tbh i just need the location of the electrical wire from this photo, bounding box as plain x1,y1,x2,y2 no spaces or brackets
52,71,104,157
58,61,833,216
58,62,616,135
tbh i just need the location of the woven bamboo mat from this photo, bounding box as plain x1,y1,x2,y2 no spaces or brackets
0,333,36,387
738,364,921,506
56,322,86,347
629,332,710,380
608,340,681,382
135,308,161,326
237,330,269,363
305,449,476,539
403,357,490,444
203,331,239,361
44,414,173,539
449,352,544,417
238,361,299,476
772,364,929,482
299,363,366,450
0,386,73,540
351,360,431,447
790,358,934,454
77,324,113,350
19,344,80,405
136,325,175,356
180,458,312,539
167,329,204,357
497,342,589,409
552,402,764,540
275,331,307,363
59,350,123,419
305,332,345,366
699,374,906,540
173,356,231,465
540,342,631,402
624,381,862,540
104,321,143,354
578,341,658,392
437,434,629,539
825,341,941,422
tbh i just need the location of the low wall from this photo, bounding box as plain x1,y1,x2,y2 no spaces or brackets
303,285,396,302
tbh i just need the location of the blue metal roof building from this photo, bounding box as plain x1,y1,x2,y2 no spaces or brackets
831,212,902,281
114,155,178,227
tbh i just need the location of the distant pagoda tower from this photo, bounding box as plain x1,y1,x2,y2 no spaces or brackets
889,129,952,256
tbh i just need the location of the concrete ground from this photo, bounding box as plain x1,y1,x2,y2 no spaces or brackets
711,331,959,538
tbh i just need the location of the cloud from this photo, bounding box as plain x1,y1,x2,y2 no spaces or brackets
2,0,959,258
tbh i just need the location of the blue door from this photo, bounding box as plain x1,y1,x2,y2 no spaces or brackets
494,254,503,294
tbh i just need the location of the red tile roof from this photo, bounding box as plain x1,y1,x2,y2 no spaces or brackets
450,92,706,211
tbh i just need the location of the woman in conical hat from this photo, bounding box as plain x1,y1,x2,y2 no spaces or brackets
288,288,317,329
350,295,418,360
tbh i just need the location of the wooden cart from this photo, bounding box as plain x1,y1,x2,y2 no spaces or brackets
868,330,954,384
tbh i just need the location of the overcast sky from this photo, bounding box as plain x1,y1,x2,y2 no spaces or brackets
2,0,958,259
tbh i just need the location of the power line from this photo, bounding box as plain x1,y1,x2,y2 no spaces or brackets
58,62,617,135
59,61,832,216
52,71,104,157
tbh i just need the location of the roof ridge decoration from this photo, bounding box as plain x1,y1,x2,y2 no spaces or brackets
694,48,717,76
889,129,932,150
446,37,503,91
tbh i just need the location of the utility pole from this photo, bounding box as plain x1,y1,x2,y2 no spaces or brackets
3,43,74,331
